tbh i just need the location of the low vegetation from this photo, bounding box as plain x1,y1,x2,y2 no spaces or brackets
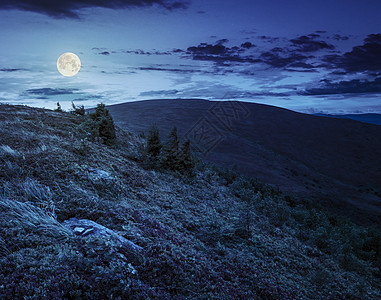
0,102,380,299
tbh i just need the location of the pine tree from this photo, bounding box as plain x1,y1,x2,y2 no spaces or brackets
71,102,85,116
160,126,179,170
54,102,63,112
177,139,194,174
88,103,116,145
147,124,161,158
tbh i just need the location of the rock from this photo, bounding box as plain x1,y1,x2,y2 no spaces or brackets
73,227,85,235
87,168,113,181
62,218,144,263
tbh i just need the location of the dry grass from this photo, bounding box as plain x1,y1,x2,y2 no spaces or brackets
0,197,73,240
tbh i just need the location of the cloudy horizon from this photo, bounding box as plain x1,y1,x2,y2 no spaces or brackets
0,0,380,114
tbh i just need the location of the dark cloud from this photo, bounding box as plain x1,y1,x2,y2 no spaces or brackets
215,39,229,45
187,43,229,56
258,35,280,43
284,62,318,73
122,49,172,55
307,33,321,38
324,33,381,72
290,35,335,52
93,47,178,56
0,68,25,72
139,89,179,97
332,34,349,41
288,62,315,69
301,77,381,95
238,91,290,97
241,42,255,49
73,95,103,102
135,66,215,74
186,41,261,64
0,0,187,19
260,50,310,68
26,88,79,96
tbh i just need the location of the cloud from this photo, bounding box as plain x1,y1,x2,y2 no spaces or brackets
258,35,280,43
187,43,230,56
135,66,215,75
26,88,79,96
301,77,381,95
186,41,261,64
241,42,255,49
139,89,179,97
0,68,25,72
72,95,103,102
122,49,173,55
332,34,349,41
237,91,291,98
290,35,335,52
324,33,381,72
260,50,310,68
0,0,188,19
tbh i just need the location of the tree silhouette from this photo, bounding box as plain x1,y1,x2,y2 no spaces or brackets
88,103,116,145
160,126,179,170
177,139,194,174
147,124,162,158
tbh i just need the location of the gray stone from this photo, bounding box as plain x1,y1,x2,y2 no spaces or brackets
87,168,113,180
62,218,144,263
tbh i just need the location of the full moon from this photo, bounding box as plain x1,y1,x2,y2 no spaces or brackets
57,52,81,77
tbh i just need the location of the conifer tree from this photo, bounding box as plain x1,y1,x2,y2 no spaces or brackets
71,102,85,116
147,124,161,158
160,126,179,170
88,103,116,145
177,139,194,174
54,102,63,112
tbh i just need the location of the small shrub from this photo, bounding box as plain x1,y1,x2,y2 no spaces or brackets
73,138,89,156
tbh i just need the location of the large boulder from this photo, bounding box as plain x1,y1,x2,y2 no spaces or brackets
62,218,144,263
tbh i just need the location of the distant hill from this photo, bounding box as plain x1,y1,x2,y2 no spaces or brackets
107,99,381,225
314,113,381,126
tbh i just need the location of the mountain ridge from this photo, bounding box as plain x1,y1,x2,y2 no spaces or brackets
106,99,381,225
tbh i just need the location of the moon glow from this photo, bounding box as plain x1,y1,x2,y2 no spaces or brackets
57,52,81,77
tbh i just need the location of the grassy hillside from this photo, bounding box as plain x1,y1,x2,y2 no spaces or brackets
0,103,380,299
106,99,381,225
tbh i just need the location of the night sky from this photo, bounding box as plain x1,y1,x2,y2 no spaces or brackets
0,0,380,113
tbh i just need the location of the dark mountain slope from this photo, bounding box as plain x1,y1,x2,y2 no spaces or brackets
0,103,380,298
107,99,381,224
